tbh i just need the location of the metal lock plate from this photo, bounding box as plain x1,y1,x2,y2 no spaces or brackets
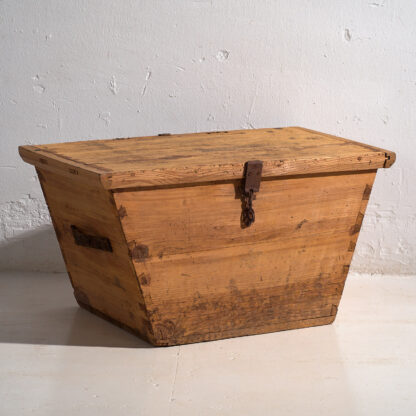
241,160,263,228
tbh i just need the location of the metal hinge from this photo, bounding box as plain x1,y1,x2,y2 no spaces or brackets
241,160,263,228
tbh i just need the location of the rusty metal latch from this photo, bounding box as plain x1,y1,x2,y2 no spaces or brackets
241,160,263,228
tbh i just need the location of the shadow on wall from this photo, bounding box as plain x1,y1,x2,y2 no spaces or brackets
0,270,151,348
0,225,66,272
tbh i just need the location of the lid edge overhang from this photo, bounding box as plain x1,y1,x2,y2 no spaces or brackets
18,126,396,190
100,152,389,190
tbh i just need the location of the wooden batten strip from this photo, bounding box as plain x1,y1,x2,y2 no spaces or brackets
100,153,385,189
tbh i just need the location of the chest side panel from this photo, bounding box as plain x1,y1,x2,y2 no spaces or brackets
114,171,376,345
36,168,152,341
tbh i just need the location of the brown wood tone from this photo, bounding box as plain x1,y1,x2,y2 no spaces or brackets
36,168,154,342
19,127,395,346
114,170,376,345
19,127,395,189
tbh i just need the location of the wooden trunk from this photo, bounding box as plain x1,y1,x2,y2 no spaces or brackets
19,127,395,346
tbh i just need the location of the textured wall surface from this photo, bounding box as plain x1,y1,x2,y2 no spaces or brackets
0,0,414,273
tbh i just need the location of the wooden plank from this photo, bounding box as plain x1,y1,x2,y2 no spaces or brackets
132,239,346,346
150,286,342,346
114,171,375,258
19,127,394,188
130,233,353,300
191,315,337,344
101,153,383,190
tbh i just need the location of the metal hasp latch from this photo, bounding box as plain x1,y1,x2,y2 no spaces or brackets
241,160,263,228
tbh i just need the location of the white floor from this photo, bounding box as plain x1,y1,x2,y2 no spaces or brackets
0,271,415,416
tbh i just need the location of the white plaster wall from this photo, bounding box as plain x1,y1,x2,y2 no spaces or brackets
0,0,414,273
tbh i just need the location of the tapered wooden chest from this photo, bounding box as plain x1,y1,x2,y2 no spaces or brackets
19,127,395,346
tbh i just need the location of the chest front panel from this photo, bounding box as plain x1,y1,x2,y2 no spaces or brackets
113,171,375,344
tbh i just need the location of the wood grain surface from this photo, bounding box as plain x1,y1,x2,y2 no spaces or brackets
19,127,395,189
36,168,154,342
114,170,376,345
21,127,393,345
